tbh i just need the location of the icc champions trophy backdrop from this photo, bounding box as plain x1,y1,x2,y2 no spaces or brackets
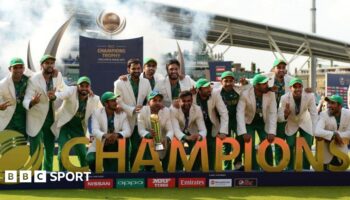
79,36,143,95
208,61,232,81
326,72,350,108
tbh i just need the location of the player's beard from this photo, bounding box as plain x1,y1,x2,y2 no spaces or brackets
131,72,140,80
169,72,179,80
43,67,54,75
79,90,89,97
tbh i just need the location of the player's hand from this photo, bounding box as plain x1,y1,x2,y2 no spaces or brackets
88,88,94,97
243,134,251,143
134,105,143,113
149,128,156,138
52,69,59,78
239,77,248,85
0,101,11,110
179,74,185,80
270,86,278,92
304,88,313,93
217,133,226,140
284,103,291,119
119,75,128,81
172,99,180,109
190,86,197,95
333,132,344,146
115,104,123,114
30,92,41,107
267,134,275,143
47,88,56,101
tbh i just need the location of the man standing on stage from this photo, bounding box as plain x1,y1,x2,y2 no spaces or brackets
263,58,293,166
51,76,101,171
278,77,318,170
0,58,30,138
23,55,66,171
119,57,164,90
141,58,164,90
155,59,195,107
237,74,277,170
171,90,206,171
194,78,229,171
114,58,152,170
217,71,249,170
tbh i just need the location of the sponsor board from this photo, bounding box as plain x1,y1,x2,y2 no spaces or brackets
178,178,206,188
84,179,114,189
234,178,258,187
116,178,145,188
208,179,232,187
147,178,175,188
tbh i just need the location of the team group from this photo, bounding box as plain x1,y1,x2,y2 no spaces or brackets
0,55,348,172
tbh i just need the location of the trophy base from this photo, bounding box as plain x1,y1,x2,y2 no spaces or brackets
155,143,164,151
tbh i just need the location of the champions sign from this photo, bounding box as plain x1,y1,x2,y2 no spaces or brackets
1,129,349,185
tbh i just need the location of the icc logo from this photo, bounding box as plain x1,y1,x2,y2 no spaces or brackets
0,130,43,184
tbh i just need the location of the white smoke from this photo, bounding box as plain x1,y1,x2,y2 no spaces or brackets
0,0,68,76
168,5,213,75
0,0,212,78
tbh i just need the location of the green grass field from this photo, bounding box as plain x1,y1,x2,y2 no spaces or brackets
1,187,350,200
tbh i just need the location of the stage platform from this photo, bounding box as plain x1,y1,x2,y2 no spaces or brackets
1,171,349,189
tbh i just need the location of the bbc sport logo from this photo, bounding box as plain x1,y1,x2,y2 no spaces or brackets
4,170,91,183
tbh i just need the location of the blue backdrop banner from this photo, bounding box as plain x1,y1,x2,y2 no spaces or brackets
79,36,143,95
326,72,350,108
208,61,232,82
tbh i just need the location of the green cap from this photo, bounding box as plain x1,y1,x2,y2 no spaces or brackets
195,78,211,89
220,71,235,80
252,74,269,86
40,54,56,64
77,76,91,85
101,91,120,105
289,77,303,87
325,95,343,105
9,57,24,67
144,57,157,65
147,90,163,101
273,58,287,67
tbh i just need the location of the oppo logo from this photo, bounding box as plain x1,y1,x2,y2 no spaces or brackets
116,179,144,188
